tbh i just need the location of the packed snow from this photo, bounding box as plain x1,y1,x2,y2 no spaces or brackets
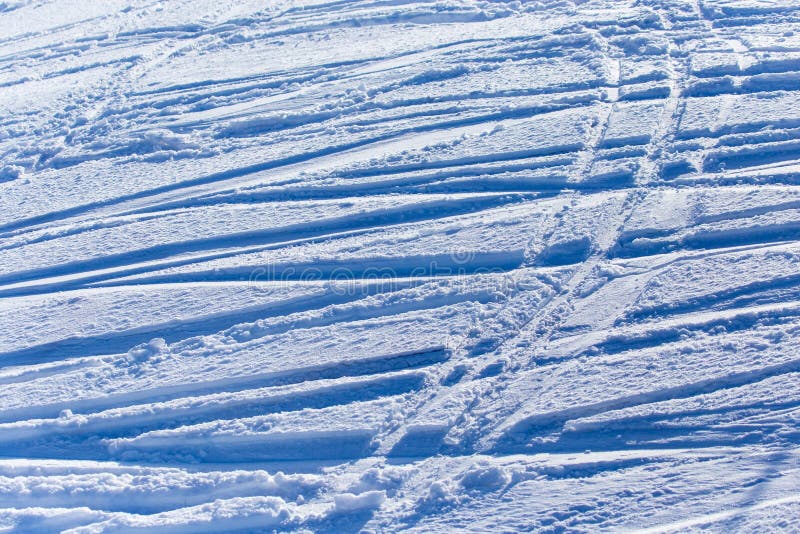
1,0,800,532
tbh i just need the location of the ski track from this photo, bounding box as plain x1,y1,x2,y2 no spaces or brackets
2,0,800,532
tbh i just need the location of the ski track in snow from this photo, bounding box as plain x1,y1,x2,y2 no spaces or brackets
1,0,800,532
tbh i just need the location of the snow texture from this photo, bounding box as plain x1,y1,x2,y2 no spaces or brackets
1,0,800,531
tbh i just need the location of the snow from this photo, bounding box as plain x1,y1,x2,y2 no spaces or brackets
332,490,386,513
1,0,800,531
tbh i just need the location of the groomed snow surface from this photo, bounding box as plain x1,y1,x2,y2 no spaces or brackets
2,0,800,531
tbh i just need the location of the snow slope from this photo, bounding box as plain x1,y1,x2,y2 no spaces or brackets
1,0,800,531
